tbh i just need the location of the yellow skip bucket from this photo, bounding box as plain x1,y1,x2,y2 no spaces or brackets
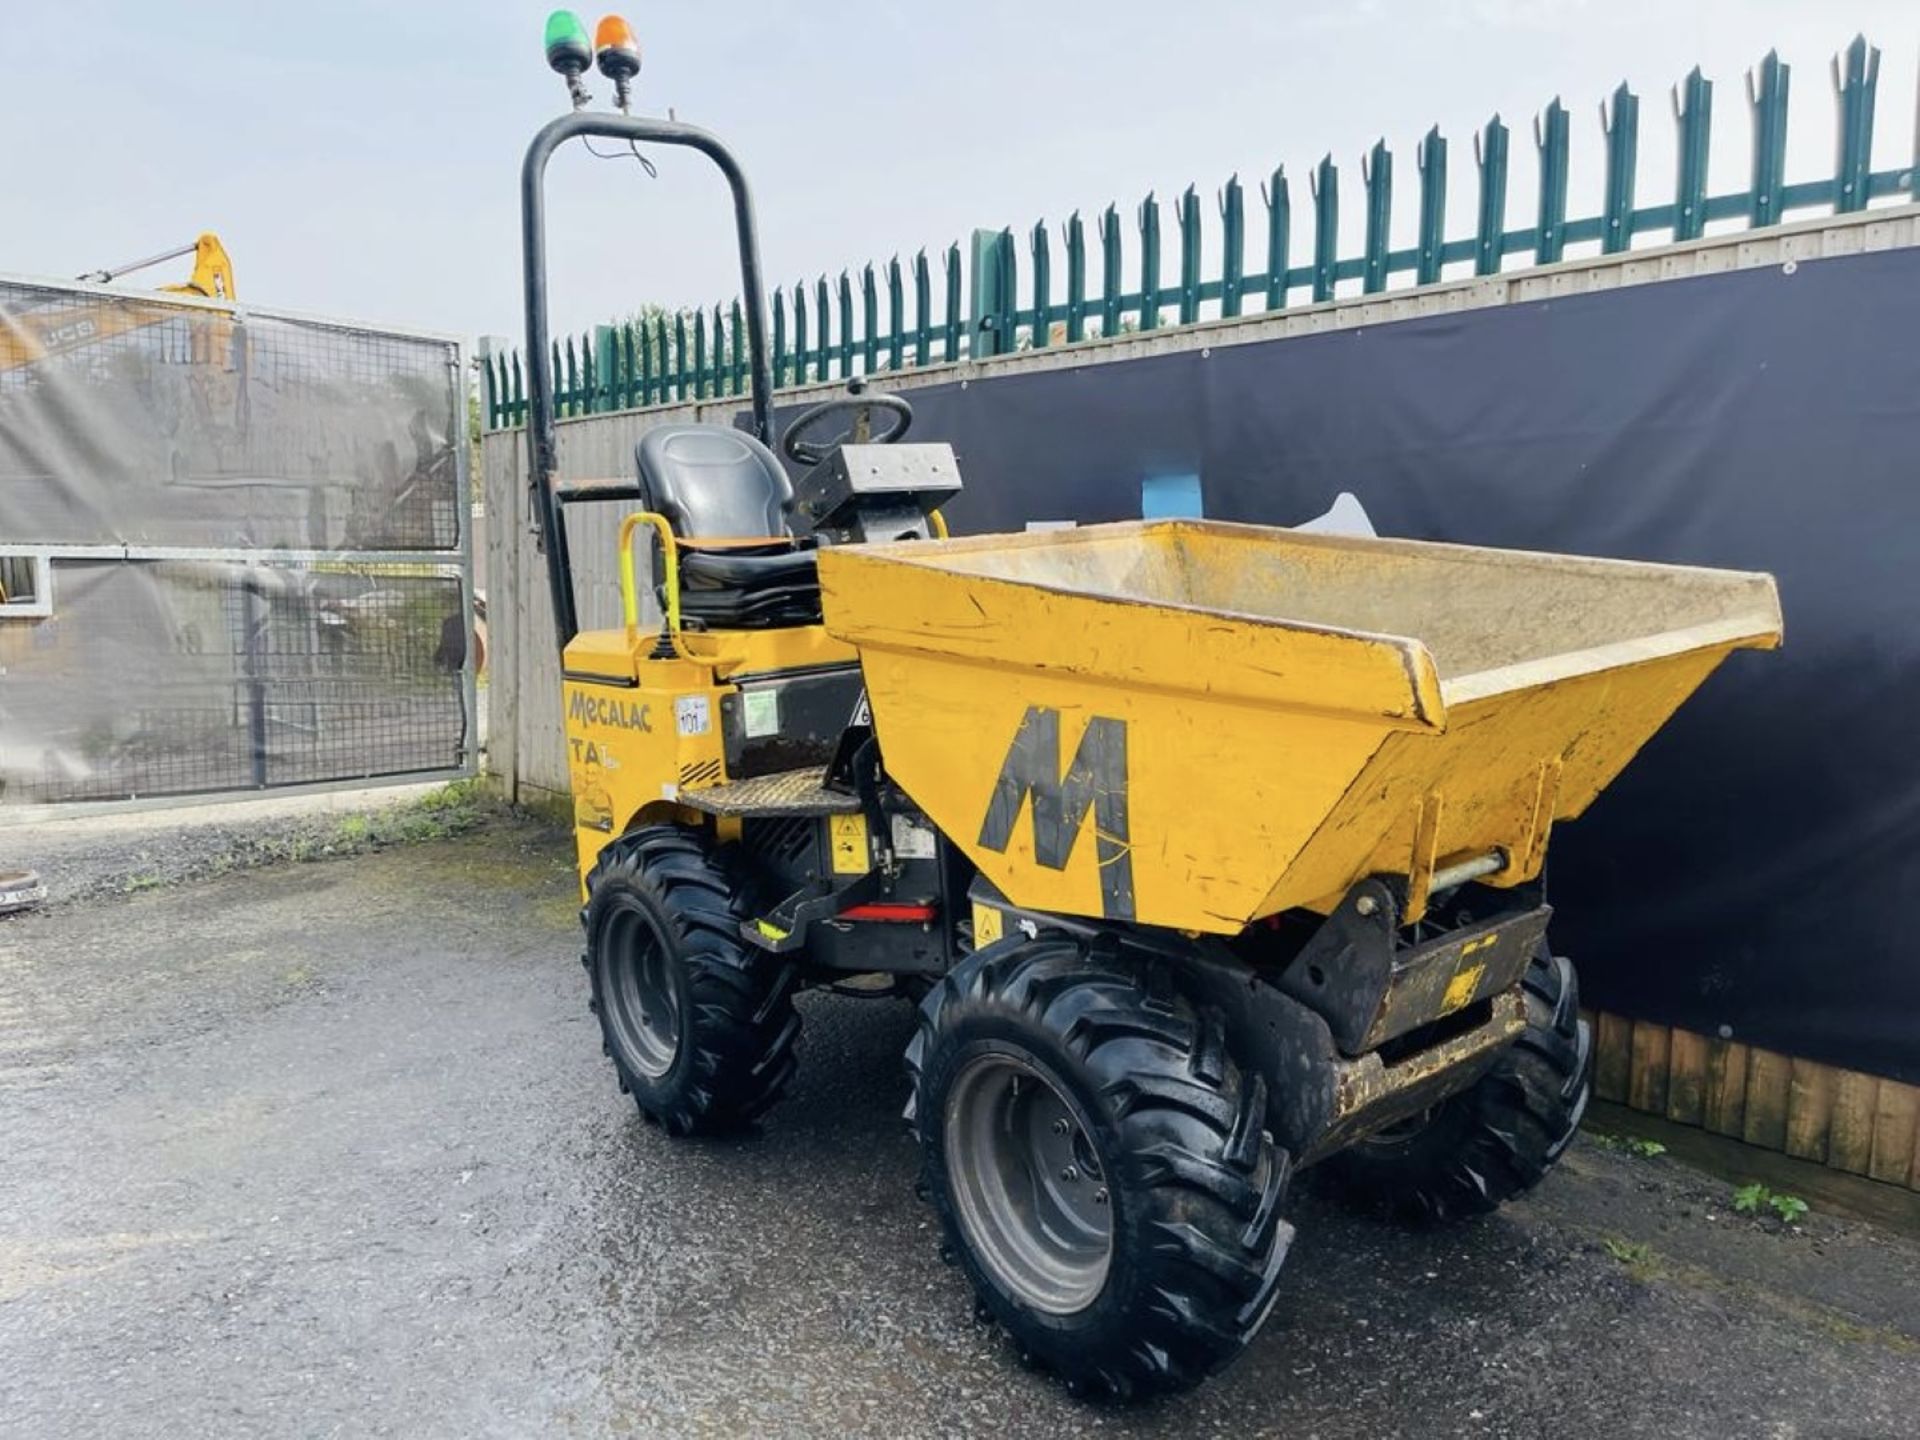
819,520,1781,935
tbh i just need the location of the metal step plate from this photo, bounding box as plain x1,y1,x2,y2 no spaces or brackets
677,766,861,818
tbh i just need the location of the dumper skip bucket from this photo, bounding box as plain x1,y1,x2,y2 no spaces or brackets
818,520,1781,935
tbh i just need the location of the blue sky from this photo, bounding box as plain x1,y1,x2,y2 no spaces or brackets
6,2,1916,342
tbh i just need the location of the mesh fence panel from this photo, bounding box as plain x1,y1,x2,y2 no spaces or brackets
0,281,459,550
0,279,469,804
0,560,467,804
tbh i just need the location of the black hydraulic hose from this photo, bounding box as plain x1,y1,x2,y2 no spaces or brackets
520,112,777,649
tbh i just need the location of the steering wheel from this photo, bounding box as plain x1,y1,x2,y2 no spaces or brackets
780,379,914,465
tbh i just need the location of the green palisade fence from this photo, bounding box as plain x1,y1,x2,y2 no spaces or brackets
485,35,1918,430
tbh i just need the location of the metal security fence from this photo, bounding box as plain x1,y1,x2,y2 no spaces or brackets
484,35,1919,430
0,276,472,806
2,282,464,551
1,559,467,804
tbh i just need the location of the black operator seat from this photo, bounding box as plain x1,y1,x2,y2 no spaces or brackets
632,424,822,629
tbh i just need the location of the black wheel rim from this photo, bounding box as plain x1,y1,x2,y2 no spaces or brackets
943,1054,1112,1315
600,899,682,1079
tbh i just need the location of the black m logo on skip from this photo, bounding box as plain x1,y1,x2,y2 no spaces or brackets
977,706,1134,922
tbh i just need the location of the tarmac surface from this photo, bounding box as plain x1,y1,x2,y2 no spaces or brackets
5,809,1919,1438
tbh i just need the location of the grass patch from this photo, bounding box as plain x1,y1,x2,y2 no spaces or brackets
1602,1236,1663,1282
300,781,497,857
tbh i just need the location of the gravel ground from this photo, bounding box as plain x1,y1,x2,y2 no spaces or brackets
4,811,1918,1439
0,781,480,906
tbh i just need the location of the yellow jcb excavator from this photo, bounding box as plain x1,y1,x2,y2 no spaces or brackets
0,231,236,371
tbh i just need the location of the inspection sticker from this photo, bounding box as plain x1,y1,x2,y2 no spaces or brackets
742,688,780,738
891,814,938,860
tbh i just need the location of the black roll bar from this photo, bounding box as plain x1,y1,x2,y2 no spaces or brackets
520,112,777,649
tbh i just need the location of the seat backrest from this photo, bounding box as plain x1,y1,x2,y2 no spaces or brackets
634,424,793,540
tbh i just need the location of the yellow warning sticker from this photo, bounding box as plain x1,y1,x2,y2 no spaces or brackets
972,902,1004,947
829,814,869,875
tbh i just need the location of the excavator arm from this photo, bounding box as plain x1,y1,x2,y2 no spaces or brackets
158,232,236,301
1,232,237,371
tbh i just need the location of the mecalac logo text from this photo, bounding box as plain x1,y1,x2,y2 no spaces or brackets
569,689,652,732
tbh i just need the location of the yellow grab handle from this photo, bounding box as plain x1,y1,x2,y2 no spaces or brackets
618,511,683,656
929,509,950,539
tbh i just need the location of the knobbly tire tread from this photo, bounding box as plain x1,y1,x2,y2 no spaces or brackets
582,825,800,1135
906,933,1295,1401
1321,946,1593,1224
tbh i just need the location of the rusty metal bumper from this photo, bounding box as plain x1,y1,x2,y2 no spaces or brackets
1302,988,1526,1163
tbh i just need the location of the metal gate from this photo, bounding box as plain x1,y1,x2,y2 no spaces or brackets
0,275,473,805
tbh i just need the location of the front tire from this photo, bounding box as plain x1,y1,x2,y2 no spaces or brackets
906,933,1294,1400
1320,948,1592,1222
582,826,801,1135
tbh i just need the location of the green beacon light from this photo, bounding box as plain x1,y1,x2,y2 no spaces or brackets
544,10,594,108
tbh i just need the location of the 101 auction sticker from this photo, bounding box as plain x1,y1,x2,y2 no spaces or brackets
674,695,711,737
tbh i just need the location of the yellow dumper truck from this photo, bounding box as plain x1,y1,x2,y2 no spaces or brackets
519,21,1782,1398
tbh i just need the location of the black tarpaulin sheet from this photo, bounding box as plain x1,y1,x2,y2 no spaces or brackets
853,248,1920,1083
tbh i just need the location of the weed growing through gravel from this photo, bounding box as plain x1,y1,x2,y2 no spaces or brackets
1586,1131,1667,1159
1733,1182,1810,1225
1602,1237,1662,1282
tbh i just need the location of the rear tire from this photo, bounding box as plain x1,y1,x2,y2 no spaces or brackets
582,826,801,1135
906,933,1294,1400
1321,947,1592,1223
